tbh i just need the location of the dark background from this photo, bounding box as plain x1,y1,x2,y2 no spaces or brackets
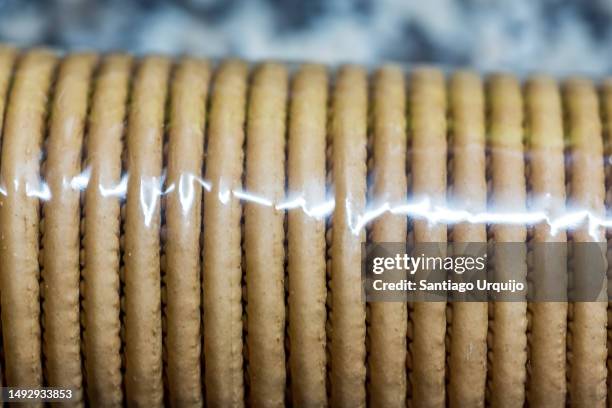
0,0,610,75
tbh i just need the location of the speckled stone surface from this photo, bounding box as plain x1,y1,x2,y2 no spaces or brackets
0,0,610,75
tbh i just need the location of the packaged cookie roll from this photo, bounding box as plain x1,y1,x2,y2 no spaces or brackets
0,45,610,407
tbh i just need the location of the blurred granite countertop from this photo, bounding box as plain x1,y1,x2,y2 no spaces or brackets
0,0,610,75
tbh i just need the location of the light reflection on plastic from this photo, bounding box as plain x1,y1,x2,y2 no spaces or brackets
218,188,231,205
276,195,335,219
139,176,164,227
5,168,612,240
193,175,212,192
177,173,193,213
345,199,357,234
549,210,591,236
26,181,51,200
69,166,91,191
352,202,389,233
99,173,128,198
233,189,273,207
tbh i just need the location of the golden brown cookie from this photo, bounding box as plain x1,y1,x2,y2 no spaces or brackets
447,70,488,408
0,43,17,392
202,60,248,407
82,53,131,406
41,52,98,407
0,49,57,398
408,67,447,408
368,64,408,408
164,57,210,408
287,64,328,407
123,56,171,407
487,74,528,408
329,65,368,407
564,78,607,408
600,77,612,408
244,62,288,407
525,75,568,407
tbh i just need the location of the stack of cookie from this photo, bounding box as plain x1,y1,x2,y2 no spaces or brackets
0,45,609,407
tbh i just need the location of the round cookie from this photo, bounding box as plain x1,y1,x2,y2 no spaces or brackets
487,74,528,407
600,77,612,408
41,52,98,407
287,64,328,407
202,60,248,407
82,54,132,405
329,65,368,407
244,63,288,407
0,49,57,395
525,75,568,406
408,67,447,408
0,44,17,390
164,57,210,407
123,56,171,407
447,70,488,407
564,78,607,407
368,64,408,408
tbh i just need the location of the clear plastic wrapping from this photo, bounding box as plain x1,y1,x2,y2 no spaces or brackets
0,45,610,406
